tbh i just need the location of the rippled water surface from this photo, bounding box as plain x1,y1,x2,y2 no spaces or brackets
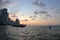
0,25,60,40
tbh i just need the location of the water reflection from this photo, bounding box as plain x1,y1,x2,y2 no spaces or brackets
0,25,8,40
0,26,60,40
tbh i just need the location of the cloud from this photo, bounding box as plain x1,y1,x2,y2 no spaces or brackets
34,11,38,14
34,10,52,19
33,0,60,20
33,0,46,7
21,14,24,16
39,2,46,7
0,0,11,8
32,18,35,20
43,14,52,19
32,0,53,20
34,11,48,15
39,11,48,14
33,15,37,18
46,14,52,17
32,15,37,20
29,15,37,20
47,8,60,19
21,19,28,21
29,16,33,18
55,9,60,14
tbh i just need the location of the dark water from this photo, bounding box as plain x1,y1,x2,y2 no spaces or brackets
0,25,60,40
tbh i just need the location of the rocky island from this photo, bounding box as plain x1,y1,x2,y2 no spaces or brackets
0,8,26,27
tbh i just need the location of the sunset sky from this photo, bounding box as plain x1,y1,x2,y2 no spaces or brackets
0,0,60,26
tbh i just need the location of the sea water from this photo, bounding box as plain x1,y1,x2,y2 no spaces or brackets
0,25,60,40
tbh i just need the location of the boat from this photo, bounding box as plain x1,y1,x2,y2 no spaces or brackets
0,22,26,27
0,23,8,26
11,24,26,27
49,26,52,29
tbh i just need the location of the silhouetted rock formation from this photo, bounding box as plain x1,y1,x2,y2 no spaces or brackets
0,8,26,27
16,19,20,25
0,8,8,24
0,8,20,25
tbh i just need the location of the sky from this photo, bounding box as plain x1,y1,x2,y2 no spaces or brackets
0,0,60,26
